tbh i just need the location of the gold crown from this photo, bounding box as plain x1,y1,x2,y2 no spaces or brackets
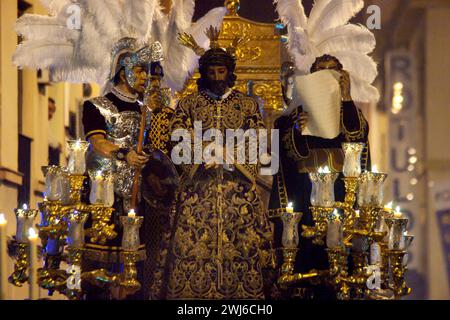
205,26,220,49
178,25,249,58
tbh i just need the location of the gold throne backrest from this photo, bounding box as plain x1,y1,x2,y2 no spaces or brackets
177,4,284,116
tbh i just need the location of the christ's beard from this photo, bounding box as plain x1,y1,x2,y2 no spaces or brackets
207,80,229,96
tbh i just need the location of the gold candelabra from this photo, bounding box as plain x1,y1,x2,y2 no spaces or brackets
277,143,413,300
7,140,146,300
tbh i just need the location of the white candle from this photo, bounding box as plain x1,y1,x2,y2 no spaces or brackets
326,210,342,249
15,204,37,243
68,139,89,175
342,143,365,177
28,228,39,300
316,168,338,207
89,171,105,205
370,242,382,265
128,209,136,218
103,172,115,208
286,202,294,213
0,214,7,300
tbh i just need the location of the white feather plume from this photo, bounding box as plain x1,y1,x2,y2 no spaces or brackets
13,40,74,69
123,0,160,40
308,0,364,36
328,50,378,83
276,0,379,103
349,74,380,103
159,0,195,91
307,0,332,29
14,0,227,93
275,0,307,30
275,0,308,55
16,14,79,42
313,24,375,54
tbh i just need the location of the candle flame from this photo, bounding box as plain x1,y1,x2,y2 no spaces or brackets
332,209,340,219
323,166,331,173
96,171,103,179
128,209,136,218
318,167,323,174
355,210,360,218
28,228,38,239
23,204,28,210
54,219,60,224
385,201,393,210
0,213,6,225
395,206,401,213
287,202,293,208
372,165,378,173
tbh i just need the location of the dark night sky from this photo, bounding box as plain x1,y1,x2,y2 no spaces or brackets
192,0,280,23
192,0,363,25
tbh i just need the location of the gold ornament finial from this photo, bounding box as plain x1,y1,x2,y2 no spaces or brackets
177,32,206,56
205,26,221,49
225,0,240,15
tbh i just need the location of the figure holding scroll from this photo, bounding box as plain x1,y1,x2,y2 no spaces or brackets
268,54,371,299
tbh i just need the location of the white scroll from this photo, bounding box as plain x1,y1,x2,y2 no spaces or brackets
290,69,342,139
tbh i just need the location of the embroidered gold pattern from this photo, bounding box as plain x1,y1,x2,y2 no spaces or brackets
150,90,272,299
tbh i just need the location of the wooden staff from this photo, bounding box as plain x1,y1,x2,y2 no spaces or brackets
129,66,163,211
129,104,148,211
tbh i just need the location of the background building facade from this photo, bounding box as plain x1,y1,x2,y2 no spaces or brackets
0,0,449,299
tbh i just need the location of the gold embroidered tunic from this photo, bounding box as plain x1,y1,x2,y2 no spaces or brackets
150,90,273,299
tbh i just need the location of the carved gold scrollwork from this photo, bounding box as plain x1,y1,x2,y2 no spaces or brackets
235,46,262,62
252,82,283,110
221,22,252,38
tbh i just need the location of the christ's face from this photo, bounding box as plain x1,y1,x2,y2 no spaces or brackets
206,65,228,81
206,65,229,96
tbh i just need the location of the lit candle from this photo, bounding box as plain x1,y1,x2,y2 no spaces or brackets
103,171,115,208
385,216,408,250
326,210,343,249
314,167,338,207
43,166,63,201
342,142,365,177
394,206,402,218
0,214,7,300
60,169,72,205
28,228,39,300
309,173,320,206
128,209,136,218
281,211,303,249
67,211,89,248
14,204,38,243
120,213,144,251
385,201,394,212
89,170,105,205
286,202,294,213
67,139,90,175
370,242,382,265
